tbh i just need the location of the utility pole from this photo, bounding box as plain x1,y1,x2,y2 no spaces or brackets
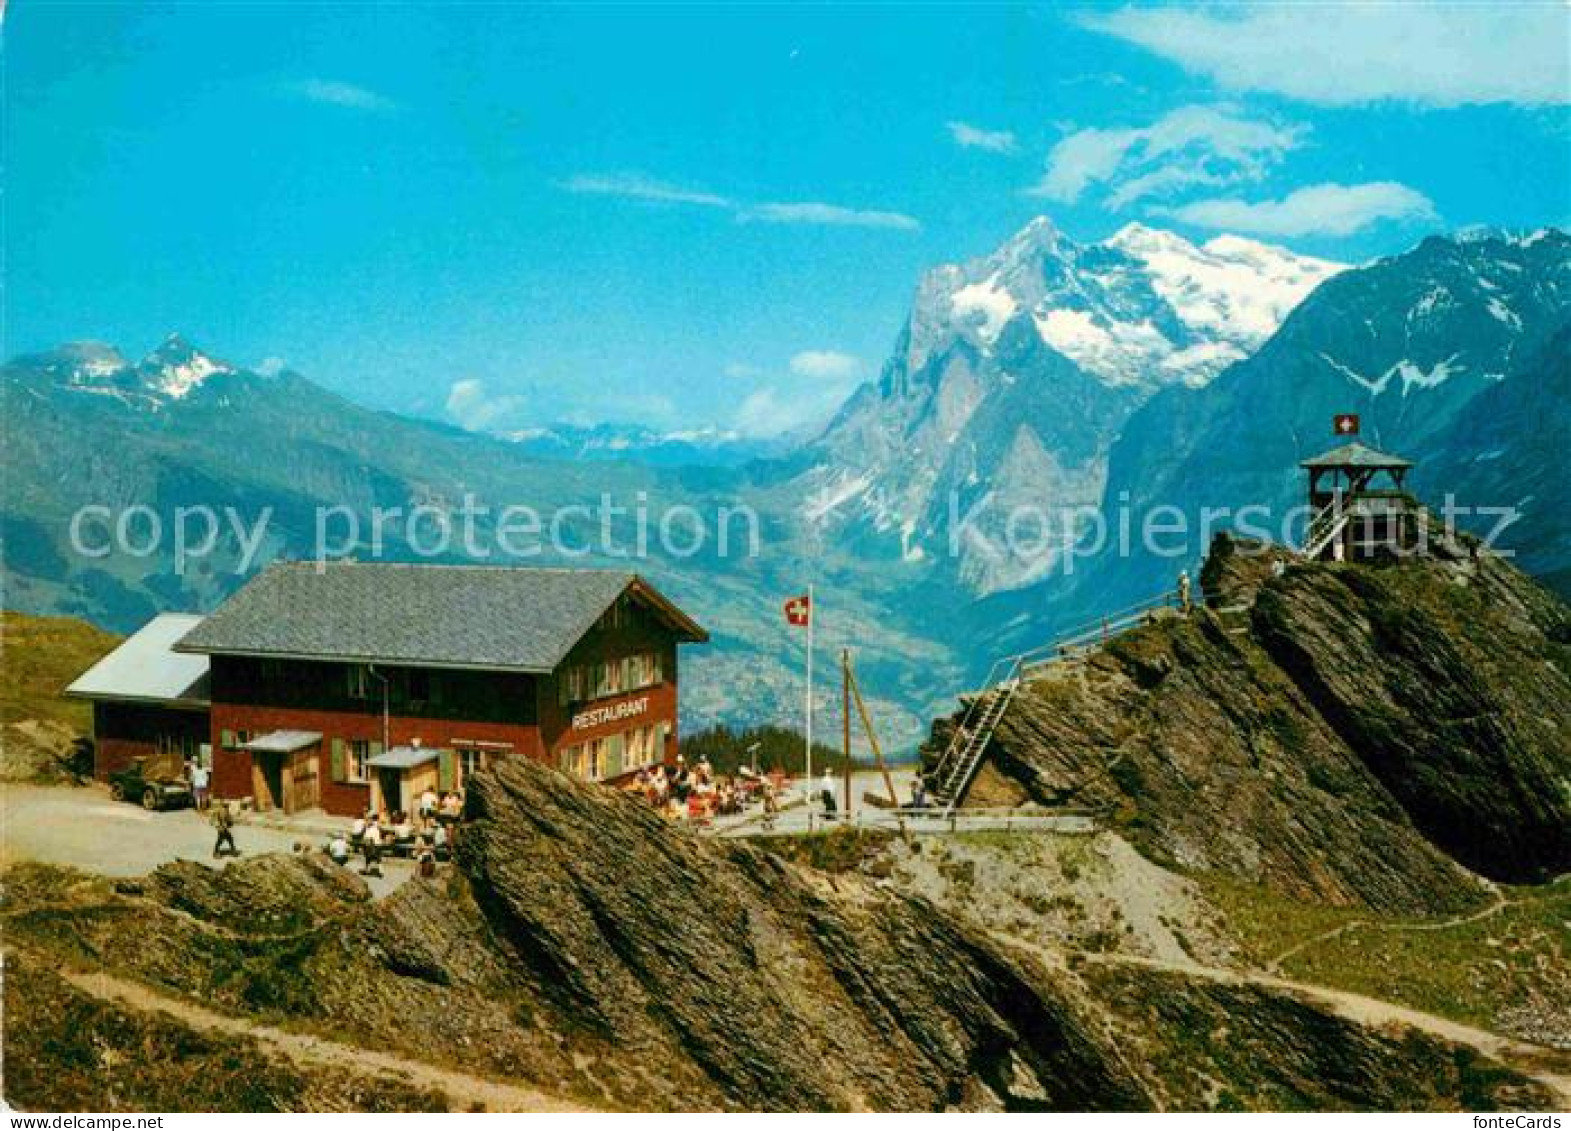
841,648,852,821
804,583,814,794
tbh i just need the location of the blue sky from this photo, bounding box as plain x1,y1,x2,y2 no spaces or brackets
7,3,1569,436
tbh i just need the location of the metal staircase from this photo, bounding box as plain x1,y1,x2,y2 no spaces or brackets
925,589,1182,815
925,660,1023,814
1301,499,1350,561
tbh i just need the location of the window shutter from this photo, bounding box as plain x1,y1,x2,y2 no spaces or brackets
621,656,634,689
606,733,625,778
369,741,384,764
330,739,346,783
438,748,456,792
221,729,236,749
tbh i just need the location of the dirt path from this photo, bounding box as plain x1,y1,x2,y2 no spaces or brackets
45,959,588,1113
1084,947,1571,1109
1266,889,1517,971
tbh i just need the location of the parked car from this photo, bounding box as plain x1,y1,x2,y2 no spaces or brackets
108,759,192,811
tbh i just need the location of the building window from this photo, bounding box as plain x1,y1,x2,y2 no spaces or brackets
457,747,486,788
626,651,664,690
347,739,370,783
558,665,588,707
346,664,371,700
157,733,199,766
625,724,654,769
561,739,608,782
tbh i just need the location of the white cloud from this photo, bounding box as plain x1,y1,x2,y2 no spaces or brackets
748,201,921,231
564,172,920,231
1032,104,1301,207
560,173,734,209
727,350,863,436
733,384,846,438
1162,181,1439,238
1077,5,1570,107
947,121,1018,154
283,79,397,112
789,350,862,380
445,378,524,432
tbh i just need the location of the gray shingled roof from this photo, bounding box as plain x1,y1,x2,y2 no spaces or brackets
175,562,704,672
67,613,211,706
1301,441,1414,470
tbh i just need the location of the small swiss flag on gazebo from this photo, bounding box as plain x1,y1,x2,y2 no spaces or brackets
1334,413,1361,436
784,592,812,627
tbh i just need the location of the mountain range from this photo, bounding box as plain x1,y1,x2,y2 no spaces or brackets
3,219,1567,744
505,422,786,468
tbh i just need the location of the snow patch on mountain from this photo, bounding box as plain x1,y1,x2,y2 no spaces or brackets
909,217,1343,392
949,275,1018,340
1109,224,1345,347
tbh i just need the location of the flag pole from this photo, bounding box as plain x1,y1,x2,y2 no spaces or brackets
804,583,814,796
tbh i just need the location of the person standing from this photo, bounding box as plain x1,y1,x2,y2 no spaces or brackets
190,760,211,811
211,802,237,859
361,820,383,877
819,768,837,820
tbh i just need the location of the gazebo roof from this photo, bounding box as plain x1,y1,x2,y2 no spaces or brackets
1300,441,1414,470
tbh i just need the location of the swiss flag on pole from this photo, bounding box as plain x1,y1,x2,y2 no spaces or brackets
784,593,812,627
1334,413,1361,436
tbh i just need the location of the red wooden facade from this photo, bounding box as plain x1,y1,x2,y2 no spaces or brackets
91,700,209,780
208,593,689,817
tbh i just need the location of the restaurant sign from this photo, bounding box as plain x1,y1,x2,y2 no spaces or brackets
571,695,651,732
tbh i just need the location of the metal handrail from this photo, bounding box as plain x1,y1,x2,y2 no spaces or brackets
925,584,1182,813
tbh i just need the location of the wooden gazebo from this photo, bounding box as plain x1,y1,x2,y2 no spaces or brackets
1300,441,1418,561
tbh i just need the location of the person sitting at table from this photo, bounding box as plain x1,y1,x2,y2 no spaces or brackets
327,832,350,866
441,791,463,820
393,811,415,842
418,786,438,821
432,822,450,859
350,812,367,847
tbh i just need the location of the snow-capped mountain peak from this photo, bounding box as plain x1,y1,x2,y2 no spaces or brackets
1107,224,1346,351
51,341,131,381
137,334,235,399
910,216,1344,391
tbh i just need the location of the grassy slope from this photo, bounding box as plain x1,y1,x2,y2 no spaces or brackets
0,609,120,730
1203,874,1571,1044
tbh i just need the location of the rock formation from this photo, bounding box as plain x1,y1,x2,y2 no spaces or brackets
6,751,1559,1111
937,535,1571,915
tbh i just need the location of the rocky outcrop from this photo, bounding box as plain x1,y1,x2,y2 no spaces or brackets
941,537,1571,914
9,756,1559,1111
451,760,1143,1111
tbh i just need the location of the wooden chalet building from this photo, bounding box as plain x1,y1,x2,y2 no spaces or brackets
66,613,212,780
125,561,707,818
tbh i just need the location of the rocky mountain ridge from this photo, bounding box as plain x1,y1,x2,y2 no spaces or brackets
937,537,1571,916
